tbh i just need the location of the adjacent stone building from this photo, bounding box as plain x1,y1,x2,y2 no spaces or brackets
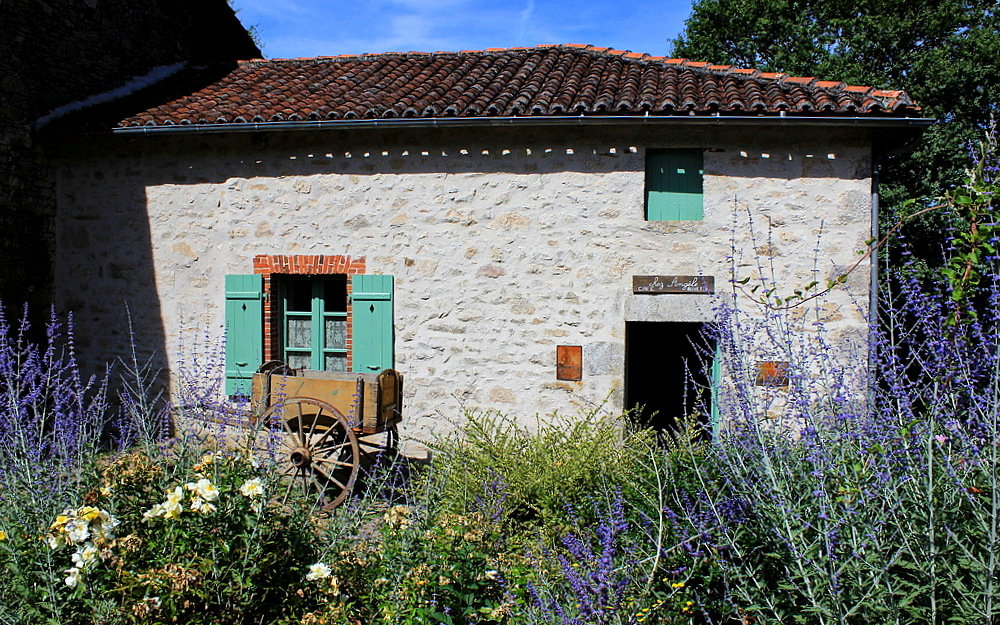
52,45,930,440
0,0,259,323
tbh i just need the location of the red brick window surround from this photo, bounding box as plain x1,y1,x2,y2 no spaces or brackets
252,255,367,367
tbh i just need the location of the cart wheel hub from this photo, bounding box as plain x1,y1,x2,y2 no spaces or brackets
290,447,312,468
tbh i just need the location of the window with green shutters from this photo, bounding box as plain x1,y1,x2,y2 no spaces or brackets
224,271,394,396
645,149,704,221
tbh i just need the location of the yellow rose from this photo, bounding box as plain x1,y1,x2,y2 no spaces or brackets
77,506,101,522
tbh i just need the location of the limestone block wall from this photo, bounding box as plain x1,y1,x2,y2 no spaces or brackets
55,125,873,442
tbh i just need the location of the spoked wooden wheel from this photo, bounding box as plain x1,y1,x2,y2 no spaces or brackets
260,397,360,510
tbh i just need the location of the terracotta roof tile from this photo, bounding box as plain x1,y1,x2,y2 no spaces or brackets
116,45,922,128
783,77,816,88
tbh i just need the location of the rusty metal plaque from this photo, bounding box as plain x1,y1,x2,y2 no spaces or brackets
755,361,790,387
556,345,583,381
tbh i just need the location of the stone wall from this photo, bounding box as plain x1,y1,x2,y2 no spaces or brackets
54,124,874,442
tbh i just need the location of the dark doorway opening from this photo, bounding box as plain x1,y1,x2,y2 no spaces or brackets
624,321,716,435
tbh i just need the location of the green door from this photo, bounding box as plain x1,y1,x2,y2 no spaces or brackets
351,274,394,373
225,274,263,396
710,342,722,439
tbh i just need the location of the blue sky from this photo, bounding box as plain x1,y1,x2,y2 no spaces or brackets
231,0,695,60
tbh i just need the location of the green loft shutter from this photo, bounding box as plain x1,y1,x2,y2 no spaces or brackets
646,149,704,221
225,274,263,396
351,274,394,373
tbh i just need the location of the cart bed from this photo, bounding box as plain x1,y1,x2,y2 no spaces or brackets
252,368,402,434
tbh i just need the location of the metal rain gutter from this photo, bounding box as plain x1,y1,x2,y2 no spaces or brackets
111,114,934,136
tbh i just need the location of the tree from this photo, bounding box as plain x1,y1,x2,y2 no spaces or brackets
672,0,1000,267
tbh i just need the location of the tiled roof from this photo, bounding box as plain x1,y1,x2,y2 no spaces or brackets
117,45,921,128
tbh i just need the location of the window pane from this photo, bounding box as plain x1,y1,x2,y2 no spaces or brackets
287,318,311,349
324,353,347,372
287,279,312,312
287,352,311,370
323,277,347,312
325,318,347,349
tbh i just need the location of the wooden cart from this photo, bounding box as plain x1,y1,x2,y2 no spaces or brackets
250,362,402,510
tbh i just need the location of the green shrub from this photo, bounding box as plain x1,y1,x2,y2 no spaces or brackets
1,439,319,625
431,407,640,538
296,504,516,625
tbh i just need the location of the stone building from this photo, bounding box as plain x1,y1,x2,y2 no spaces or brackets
51,45,930,440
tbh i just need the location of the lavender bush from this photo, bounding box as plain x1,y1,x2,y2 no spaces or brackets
0,307,110,527
522,491,635,625
635,130,1000,624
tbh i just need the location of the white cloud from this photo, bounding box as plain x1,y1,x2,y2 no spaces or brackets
388,0,470,11
233,0,692,59
518,0,535,39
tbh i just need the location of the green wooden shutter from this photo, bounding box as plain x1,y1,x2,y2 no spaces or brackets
646,149,704,221
646,150,671,220
351,274,394,373
710,341,722,439
225,274,263,396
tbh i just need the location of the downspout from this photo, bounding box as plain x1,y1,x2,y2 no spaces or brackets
866,128,930,406
871,165,880,327
869,160,881,405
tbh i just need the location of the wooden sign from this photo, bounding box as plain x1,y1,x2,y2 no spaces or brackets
632,275,715,294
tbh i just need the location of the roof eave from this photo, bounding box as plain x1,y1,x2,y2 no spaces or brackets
111,113,934,136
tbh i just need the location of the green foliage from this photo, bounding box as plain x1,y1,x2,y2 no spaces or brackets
298,506,516,624
102,448,315,624
431,408,636,537
935,127,1000,321
672,0,1000,270
226,0,264,52
0,442,317,625
673,0,999,102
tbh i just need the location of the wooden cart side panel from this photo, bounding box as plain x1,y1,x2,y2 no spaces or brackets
361,381,378,433
265,374,373,423
251,369,402,433
251,374,265,407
